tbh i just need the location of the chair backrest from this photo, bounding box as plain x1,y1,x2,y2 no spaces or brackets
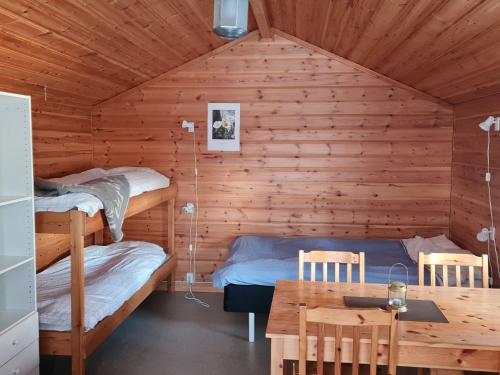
298,250,365,283
299,304,398,375
418,252,489,288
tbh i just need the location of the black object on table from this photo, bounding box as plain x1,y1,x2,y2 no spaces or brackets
344,296,448,323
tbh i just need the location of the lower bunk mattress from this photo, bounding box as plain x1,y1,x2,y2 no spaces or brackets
37,241,169,332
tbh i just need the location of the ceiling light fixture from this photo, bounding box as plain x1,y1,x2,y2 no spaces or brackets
213,0,249,40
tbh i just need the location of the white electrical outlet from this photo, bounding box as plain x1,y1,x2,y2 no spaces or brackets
181,203,194,214
181,120,195,133
477,227,496,242
186,272,194,284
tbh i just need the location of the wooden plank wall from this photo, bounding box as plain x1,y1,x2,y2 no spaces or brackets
0,83,92,178
451,94,500,287
93,33,454,285
0,81,92,267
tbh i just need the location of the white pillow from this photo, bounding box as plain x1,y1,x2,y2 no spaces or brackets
106,167,170,196
401,234,481,286
48,167,170,197
401,234,467,264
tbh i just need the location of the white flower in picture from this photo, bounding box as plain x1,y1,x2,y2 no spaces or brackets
213,120,222,129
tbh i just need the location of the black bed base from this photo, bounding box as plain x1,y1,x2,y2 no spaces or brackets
223,284,275,313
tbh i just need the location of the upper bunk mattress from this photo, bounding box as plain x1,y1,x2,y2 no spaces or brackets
34,167,170,216
37,241,169,332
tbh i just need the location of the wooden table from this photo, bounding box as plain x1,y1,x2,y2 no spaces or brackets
266,280,500,375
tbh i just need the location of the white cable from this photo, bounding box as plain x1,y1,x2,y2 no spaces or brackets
485,131,500,279
184,126,209,308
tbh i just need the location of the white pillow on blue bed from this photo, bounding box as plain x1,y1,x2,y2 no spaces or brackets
401,234,468,264
401,234,482,286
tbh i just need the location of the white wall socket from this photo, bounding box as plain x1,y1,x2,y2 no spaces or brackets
181,202,194,214
477,227,496,242
181,120,195,133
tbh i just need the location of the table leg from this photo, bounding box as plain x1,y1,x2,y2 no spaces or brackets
271,338,285,375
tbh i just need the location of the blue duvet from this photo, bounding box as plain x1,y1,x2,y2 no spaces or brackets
212,236,419,288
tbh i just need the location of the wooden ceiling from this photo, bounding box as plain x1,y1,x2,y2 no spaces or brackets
0,0,255,106
1,0,500,105
267,0,500,104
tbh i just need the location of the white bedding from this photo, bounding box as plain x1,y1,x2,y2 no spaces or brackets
402,234,482,285
34,167,170,216
37,241,169,332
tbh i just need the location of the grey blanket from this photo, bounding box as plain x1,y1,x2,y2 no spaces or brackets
35,175,130,242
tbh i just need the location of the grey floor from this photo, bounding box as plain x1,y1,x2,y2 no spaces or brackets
40,292,270,375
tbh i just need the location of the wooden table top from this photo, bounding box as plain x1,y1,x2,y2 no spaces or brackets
266,280,500,350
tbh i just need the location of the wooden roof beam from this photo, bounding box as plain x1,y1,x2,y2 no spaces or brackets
249,0,273,41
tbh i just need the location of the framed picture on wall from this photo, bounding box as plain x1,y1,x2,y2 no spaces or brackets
207,103,240,151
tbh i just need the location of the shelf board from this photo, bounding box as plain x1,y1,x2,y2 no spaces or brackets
0,256,33,276
0,309,35,335
0,196,32,207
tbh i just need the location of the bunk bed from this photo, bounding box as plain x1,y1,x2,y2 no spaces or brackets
35,181,178,375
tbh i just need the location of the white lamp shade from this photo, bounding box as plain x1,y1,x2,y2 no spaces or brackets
479,116,496,131
478,116,500,132
213,0,248,40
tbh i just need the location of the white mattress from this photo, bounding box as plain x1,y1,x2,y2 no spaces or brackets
34,167,170,216
37,241,169,332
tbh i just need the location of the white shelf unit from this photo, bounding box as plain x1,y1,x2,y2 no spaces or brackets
0,91,39,374
0,196,32,208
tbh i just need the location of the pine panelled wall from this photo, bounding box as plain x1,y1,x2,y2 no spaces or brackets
0,81,92,269
0,69,93,177
32,103,92,179
0,83,92,178
92,33,453,286
451,93,500,287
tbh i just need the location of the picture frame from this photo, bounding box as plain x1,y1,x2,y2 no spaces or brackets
207,103,240,152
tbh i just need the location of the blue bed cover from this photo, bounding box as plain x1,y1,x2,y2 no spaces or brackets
212,236,419,288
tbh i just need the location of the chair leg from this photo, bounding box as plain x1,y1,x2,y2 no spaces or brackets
248,312,255,342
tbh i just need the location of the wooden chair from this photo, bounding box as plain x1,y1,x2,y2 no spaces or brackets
418,252,489,288
299,304,398,375
417,252,488,375
298,250,365,283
